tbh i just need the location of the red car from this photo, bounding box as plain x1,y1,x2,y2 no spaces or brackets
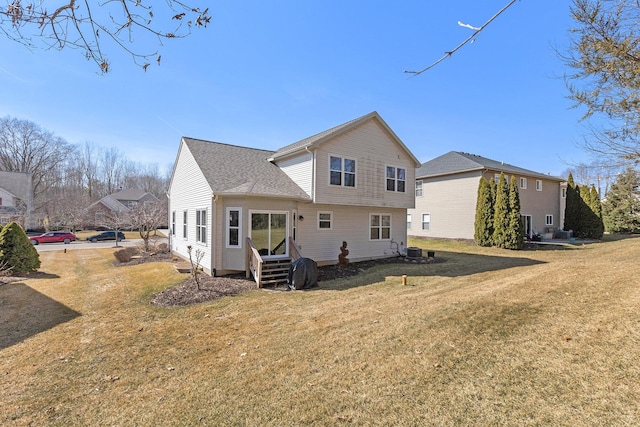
29,232,77,245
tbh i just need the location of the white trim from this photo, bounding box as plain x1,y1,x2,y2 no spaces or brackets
318,211,333,230
226,207,242,248
421,213,431,231
385,165,406,193
536,180,542,191
195,208,207,245
369,213,392,241
546,214,554,226
520,177,527,189
248,210,289,259
328,154,356,188
415,180,423,197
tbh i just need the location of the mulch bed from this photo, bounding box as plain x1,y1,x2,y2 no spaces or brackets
150,255,438,307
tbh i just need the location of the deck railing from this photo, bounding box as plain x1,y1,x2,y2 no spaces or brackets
289,236,304,262
246,237,263,287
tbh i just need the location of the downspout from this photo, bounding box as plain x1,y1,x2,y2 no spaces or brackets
305,146,316,202
212,194,218,276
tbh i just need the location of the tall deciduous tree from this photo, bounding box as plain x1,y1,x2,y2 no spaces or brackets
474,177,494,247
0,1,210,73
564,0,640,163
0,116,73,199
128,200,167,252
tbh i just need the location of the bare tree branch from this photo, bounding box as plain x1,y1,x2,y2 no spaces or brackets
0,1,211,73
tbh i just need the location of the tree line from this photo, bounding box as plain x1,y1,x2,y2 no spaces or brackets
0,116,171,230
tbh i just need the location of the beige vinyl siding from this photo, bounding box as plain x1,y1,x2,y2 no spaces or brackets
167,142,214,273
491,171,562,235
217,196,299,273
296,204,407,265
275,151,314,198
313,120,415,209
408,171,481,240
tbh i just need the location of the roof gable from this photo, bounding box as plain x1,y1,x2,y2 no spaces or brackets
270,111,421,166
417,151,564,181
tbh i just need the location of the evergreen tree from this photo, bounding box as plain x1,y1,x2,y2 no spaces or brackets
602,167,640,233
589,185,605,238
474,177,494,246
0,222,40,273
564,173,580,235
492,173,509,248
505,176,524,249
578,184,592,237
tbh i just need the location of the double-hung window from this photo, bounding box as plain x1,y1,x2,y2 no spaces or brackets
182,210,188,238
171,211,176,236
536,180,543,191
226,208,242,248
318,211,332,229
415,180,423,197
407,213,412,229
520,177,527,189
370,214,391,240
546,215,554,226
422,213,431,231
196,209,207,244
329,155,356,187
386,166,406,192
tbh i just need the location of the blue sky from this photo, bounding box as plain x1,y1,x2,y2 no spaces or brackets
0,0,586,177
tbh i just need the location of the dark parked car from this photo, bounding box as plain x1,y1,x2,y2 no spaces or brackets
29,232,76,245
86,231,125,242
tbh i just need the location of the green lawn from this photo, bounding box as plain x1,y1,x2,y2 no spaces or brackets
1,236,639,426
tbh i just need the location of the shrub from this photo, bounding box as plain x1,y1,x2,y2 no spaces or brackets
114,247,140,263
0,222,40,273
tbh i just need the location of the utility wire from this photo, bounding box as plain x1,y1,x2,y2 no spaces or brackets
404,0,519,77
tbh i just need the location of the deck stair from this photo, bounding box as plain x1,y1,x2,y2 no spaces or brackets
259,258,290,286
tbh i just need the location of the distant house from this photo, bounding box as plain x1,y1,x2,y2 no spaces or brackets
0,171,34,229
88,189,160,227
408,151,566,240
167,111,421,286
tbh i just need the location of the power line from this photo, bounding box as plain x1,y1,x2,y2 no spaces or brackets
404,0,520,77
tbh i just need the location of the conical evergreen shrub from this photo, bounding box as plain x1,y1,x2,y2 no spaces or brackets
0,222,41,273
505,175,524,249
474,177,494,246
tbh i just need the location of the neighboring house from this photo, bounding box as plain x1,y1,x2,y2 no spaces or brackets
0,186,20,225
88,189,160,227
168,111,421,285
0,171,34,229
408,151,566,240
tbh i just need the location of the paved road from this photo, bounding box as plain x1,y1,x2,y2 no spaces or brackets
32,238,144,252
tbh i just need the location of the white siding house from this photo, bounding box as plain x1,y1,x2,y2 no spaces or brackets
168,112,421,283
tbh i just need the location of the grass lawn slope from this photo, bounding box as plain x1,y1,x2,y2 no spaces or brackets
1,237,639,426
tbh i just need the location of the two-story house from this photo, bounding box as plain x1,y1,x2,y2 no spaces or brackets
88,189,161,227
408,151,566,241
167,112,421,286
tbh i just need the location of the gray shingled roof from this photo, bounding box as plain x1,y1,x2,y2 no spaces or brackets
270,111,421,166
183,138,310,200
88,195,129,212
416,151,564,181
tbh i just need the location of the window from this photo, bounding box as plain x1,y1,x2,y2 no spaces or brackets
415,180,423,197
196,209,207,244
407,213,412,229
0,197,3,205
386,166,406,192
536,180,542,191
329,155,356,187
494,174,501,184
171,211,176,236
422,213,431,231
370,214,391,240
520,177,527,189
183,210,188,238
561,188,567,198
546,215,554,226
226,208,242,248
318,211,332,229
